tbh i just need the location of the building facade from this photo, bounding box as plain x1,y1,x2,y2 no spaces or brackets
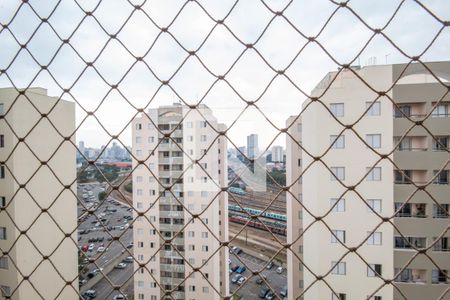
271,145,284,163
0,88,78,299
247,134,259,159
286,116,304,299
292,62,449,300
132,104,229,300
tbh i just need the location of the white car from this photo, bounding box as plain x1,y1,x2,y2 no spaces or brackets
115,263,127,269
88,244,95,251
237,276,247,285
276,266,284,274
97,247,105,253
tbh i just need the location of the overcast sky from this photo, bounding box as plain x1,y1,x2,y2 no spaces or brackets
0,0,449,151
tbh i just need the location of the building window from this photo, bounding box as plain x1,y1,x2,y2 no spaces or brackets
332,293,346,300
136,150,142,156
330,167,345,181
200,135,207,142
136,123,142,130
202,287,209,293
0,227,6,240
366,101,381,116
433,170,449,184
331,230,346,244
0,197,5,208
0,286,10,298
297,123,302,132
367,232,382,245
432,136,449,151
0,135,4,148
298,159,302,167
330,198,345,212
331,261,346,275
367,199,382,213
432,104,448,117
0,165,4,179
202,245,209,252
0,103,3,115
433,204,449,218
0,257,8,269
189,285,195,292
395,236,426,249
201,191,208,197
432,237,450,251
201,232,208,238
330,103,344,117
366,134,381,148
148,136,154,143
200,121,207,128
330,135,345,149
432,269,449,284
366,167,382,181
367,264,382,277
369,297,382,300
135,136,141,144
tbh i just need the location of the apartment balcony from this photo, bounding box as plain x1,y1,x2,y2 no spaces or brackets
394,170,428,185
160,277,185,286
394,268,427,284
159,210,184,218
160,250,184,258
394,203,427,218
159,156,184,165
160,223,185,233
160,263,185,273
159,197,184,205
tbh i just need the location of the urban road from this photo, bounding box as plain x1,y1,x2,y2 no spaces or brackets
78,182,134,299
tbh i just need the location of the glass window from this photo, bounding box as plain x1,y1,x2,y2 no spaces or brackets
330,103,344,117
366,101,381,116
367,199,382,213
367,232,382,245
331,261,346,275
331,230,346,243
330,135,345,149
366,134,381,148
432,104,448,117
330,198,345,212
331,167,345,181
366,167,382,181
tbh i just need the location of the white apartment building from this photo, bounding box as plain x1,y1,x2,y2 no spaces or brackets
271,145,284,163
247,134,259,159
132,103,229,300
290,62,450,300
286,116,303,299
0,88,78,299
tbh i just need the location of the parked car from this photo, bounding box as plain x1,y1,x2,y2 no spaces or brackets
280,286,288,297
81,244,88,252
235,266,246,274
88,244,95,251
276,266,284,274
255,274,267,284
233,247,242,255
127,242,133,248
265,291,275,300
230,265,239,272
259,287,269,298
231,274,242,284
86,272,96,279
115,263,127,269
83,290,96,298
113,294,125,300
97,247,105,253
79,279,87,286
237,276,247,285
266,261,273,270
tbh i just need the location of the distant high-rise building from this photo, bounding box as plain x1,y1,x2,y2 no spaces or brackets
132,104,229,300
290,62,450,300
0,88,78,299
247,134,259,159
78,141,85,157
271,145,284,162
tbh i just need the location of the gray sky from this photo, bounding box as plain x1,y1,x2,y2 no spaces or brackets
0,0,449,151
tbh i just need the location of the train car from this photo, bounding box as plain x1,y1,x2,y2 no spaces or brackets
228,204,287,222
229,213,286,236
229,187,247,196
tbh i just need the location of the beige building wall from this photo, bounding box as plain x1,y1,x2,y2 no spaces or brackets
0,88,78,299
302,66,395,300
132,104,228,300
391,62,450,300
286,116,303,299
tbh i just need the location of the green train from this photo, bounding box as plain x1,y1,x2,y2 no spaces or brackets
228,204,287,222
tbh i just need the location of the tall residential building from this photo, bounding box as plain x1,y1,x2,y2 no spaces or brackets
247,134,258,159
286,116,303,298
271,145,284,163
0,88,78,299
132,103,229,300
290,61,450,300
